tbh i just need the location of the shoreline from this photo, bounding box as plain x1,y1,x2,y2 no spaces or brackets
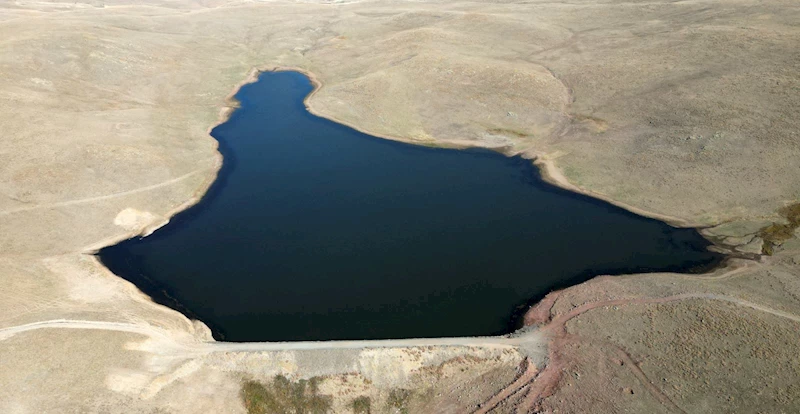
270,66,705,229
3,1,795,410
89,66,732,345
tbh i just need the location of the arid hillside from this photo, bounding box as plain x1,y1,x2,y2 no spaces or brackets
0,0,798,412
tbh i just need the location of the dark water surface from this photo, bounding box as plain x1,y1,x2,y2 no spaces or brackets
99,71,721,342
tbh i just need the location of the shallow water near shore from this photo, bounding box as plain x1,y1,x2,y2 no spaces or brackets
99,71,721,342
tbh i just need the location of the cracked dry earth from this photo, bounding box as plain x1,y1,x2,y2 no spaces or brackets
1,0,799,413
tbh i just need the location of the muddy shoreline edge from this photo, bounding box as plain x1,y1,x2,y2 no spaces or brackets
91,66,732,344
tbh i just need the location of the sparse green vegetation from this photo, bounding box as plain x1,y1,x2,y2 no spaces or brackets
759,203,800,255
782,203,800,225
487,127,529,138
241,375,332,414
562,165,584,186
386,389,412,413
351,396,371,414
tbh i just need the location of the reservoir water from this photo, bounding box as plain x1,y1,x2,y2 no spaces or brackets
99,71,721,342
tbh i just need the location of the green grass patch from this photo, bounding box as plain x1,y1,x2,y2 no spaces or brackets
241,375,332,414
351,396,371,414
487,128,529,138
386,389,411,413
759,203,800,255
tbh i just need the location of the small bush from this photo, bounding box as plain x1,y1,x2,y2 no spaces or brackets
387,389,411,413
351,396,371,414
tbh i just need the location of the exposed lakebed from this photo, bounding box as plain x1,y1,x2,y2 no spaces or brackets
99,71,721,342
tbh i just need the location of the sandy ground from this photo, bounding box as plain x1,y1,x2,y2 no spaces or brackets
0,0,799,412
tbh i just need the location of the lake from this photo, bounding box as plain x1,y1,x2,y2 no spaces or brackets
99,71,721,342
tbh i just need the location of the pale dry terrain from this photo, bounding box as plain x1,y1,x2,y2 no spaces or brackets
0,0,799,412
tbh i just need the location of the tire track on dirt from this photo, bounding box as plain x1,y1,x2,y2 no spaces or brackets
516,293,800,413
